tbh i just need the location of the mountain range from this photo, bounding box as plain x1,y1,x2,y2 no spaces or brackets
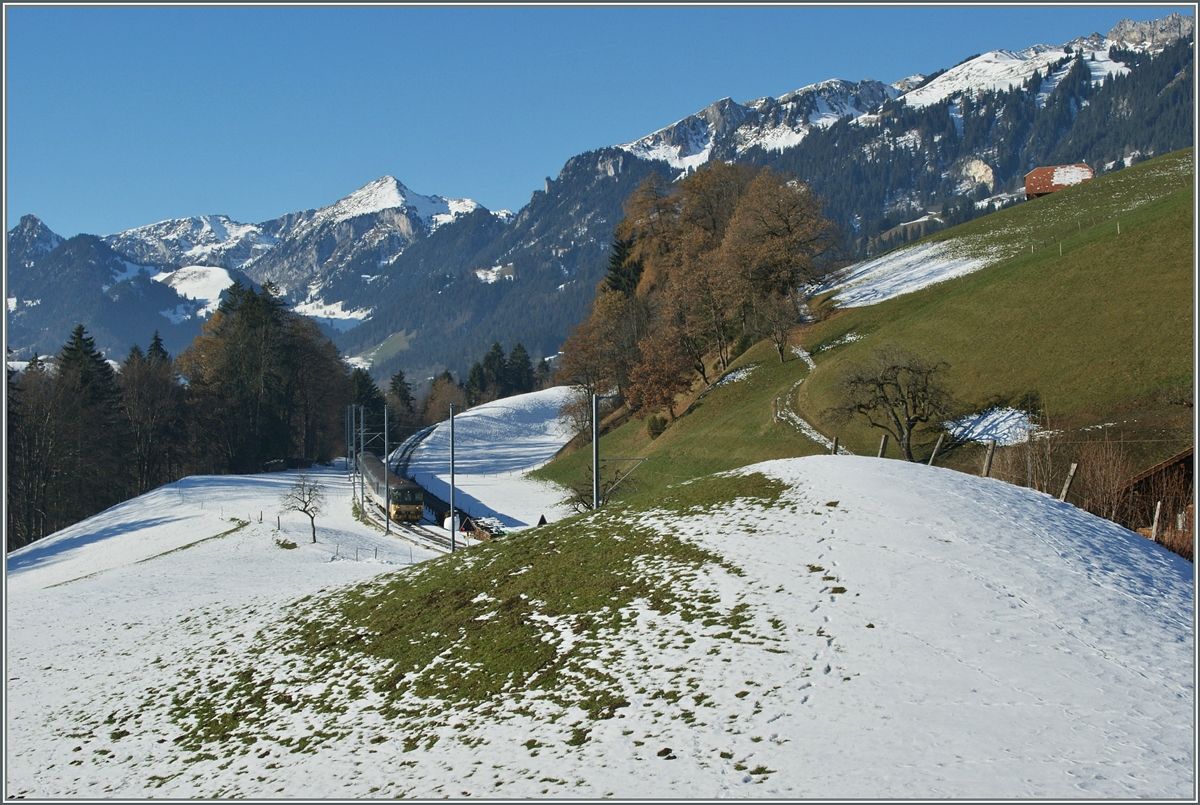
5,13,1193,387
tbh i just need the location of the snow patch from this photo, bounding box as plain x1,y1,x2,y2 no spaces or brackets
715,366,756,386
291,297,373,331
474,264,515,284
818,241,993,307
153,265,236,318
947,407,1036,445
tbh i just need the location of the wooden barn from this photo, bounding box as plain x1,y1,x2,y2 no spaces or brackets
1024,164,1095,198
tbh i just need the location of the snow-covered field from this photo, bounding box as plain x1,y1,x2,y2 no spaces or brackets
5,449,1193,798
395,385,578,528
5,463,444,797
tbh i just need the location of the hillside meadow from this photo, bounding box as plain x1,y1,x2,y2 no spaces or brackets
535,148,1194,505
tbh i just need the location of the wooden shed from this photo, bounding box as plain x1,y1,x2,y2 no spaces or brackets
1024,164,1094,198
1123,446,1194,559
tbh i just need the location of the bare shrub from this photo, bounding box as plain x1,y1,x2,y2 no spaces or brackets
987,442,1026,486
1157,505,1194,561
1074,437,1134,524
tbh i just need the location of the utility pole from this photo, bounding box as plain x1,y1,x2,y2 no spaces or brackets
359,405,366,511
449,403,457,553
384,405,390,535
592,393,600,510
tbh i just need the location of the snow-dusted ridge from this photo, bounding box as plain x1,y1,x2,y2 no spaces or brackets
616,14,1190,174
900,43,1130,109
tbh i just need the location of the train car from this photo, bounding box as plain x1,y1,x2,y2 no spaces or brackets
357,452,424,523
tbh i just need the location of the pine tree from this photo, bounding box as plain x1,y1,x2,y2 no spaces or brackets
534,358,553,391
481,342,508,401
54,325,128,525
466,362,488,407
505,343,535,395
147,330,170,363
604,235,643,297
349,367,387,454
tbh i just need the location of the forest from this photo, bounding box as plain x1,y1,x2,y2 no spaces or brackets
5,278,560,553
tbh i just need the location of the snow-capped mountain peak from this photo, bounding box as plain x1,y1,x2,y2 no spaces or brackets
314,176,483,232
7,215,64,268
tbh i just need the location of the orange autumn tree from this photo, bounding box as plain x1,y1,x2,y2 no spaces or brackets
561,163,840,424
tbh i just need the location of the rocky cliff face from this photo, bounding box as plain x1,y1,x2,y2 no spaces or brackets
1108,12,1194,49
7,214,64,270
620,80,899,171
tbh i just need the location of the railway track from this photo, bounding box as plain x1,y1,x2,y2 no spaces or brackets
358,496,478,554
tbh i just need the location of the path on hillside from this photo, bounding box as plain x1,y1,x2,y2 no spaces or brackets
775,345,854,455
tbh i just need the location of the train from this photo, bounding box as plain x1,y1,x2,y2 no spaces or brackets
357,452,424,523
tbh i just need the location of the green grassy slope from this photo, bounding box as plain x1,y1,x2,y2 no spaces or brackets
536,148,1194,500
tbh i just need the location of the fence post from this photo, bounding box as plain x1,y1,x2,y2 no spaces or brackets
927,433,945,466
982,440,996,477
1059,462,1079,502
831,437,839,455
1151,500,1163,542
1025,430,1033,487
877,434,889,458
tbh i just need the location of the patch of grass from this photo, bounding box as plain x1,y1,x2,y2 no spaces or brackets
160,483,780,756
532,339,828,500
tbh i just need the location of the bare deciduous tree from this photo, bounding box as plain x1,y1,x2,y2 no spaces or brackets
280,471,326,543
828,347,956,462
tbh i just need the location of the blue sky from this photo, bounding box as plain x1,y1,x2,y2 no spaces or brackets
5,4,1191,238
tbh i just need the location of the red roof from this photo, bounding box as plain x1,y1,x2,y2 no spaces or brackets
1025,164,1094,197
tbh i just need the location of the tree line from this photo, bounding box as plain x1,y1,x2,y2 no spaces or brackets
6,288,559,553
6,283,344,550
556,162,839,429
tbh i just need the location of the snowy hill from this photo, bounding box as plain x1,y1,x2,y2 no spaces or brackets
393,386,578,528
5,445,1193,797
